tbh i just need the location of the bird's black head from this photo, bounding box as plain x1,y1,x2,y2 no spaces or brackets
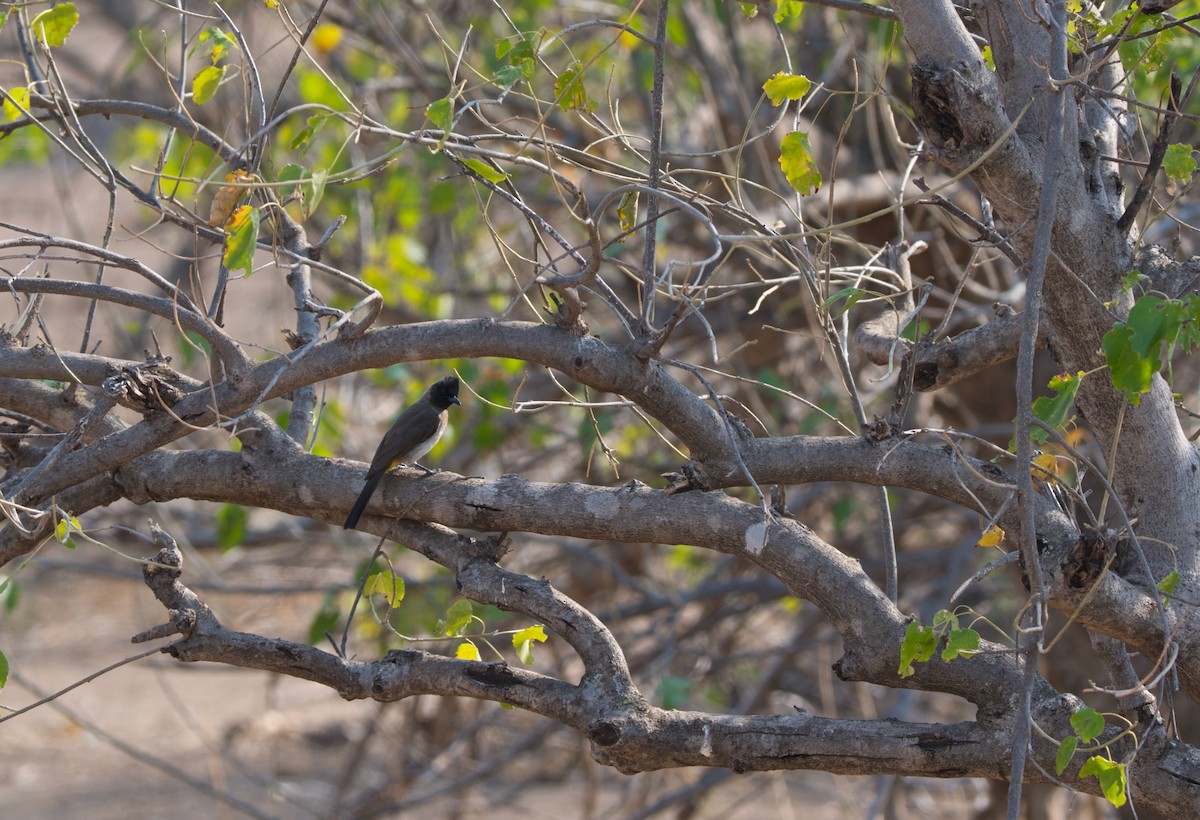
428,376,462,410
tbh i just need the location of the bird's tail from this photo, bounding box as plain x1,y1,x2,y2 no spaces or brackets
343,474,383,530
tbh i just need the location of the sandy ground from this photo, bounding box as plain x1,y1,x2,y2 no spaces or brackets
0,536,373,818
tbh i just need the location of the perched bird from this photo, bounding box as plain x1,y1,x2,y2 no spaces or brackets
343,376,461,530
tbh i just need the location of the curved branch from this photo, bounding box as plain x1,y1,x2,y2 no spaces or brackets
0,320,1028,538
1,275,247,372
109,447,1037,714
366,519,642,705
138,528,583,725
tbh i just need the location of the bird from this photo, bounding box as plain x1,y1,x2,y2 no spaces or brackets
343,375,461,530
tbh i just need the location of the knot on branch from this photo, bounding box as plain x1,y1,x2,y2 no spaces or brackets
911,63,964,150
104,358,184,414
137,524,223,647
1063,527,1112,589
862,416,892,442
547,287,589,336
662,461,710,494
131,608,196,643
283,329,313,351
463,661,522,688
588,719,622,747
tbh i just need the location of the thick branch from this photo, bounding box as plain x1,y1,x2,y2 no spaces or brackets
138,528,583,725
855,310,1046,391
111,447,1041,714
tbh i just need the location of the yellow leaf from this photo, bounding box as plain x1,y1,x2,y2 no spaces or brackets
976,525,1005,548
779,131,821,195
1032,453,1060,480
207,170,256,227
222,205,261,276
1065,427,1089,449
762,72,812,106
456,641,481,661
2,86,30,122
311,23,343,55
618,29,640,50
617,190,639,232
192,64,226,106
31,3,78,48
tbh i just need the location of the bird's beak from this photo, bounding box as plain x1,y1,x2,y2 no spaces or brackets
451,396,462,406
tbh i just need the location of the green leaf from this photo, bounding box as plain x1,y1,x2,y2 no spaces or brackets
306,591,341,645
214,504,246,552
2,86,30,122
1118,269,1145,294
941,626,981,661
656,675,693,709
981,45,995,70
425,96,453,132
820,286,865,319
222,205,260,277
494,33,538,87
1102,292,1190,404
290,113,329,155
31,3,78,47
195,26,238,63
192,65,226,106
1102,324,1154,404
779,131,821,195
462,157,508,184
554,60,596,113
309,167,328,212
1127,294,1181,359
493,64,525,87
898,620,937,678
1078,756,1127,808
1139,28,1174,73
1163,144,1197,186
832,496,855,531
367,570,405,608
774,0,803,24
1070,706,1105,743
0,576,19,613
1056,735,1078,776
1181,295,1200,351
0,649,8,690
1159,569,1181,603
762,72,812,106
1030,370,1083,441
441,599,474,636
277,163,306,200
513,623,547,665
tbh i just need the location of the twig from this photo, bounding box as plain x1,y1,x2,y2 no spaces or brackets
1007,4,1069,815
638,0,669,334
1117,72,1182,233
